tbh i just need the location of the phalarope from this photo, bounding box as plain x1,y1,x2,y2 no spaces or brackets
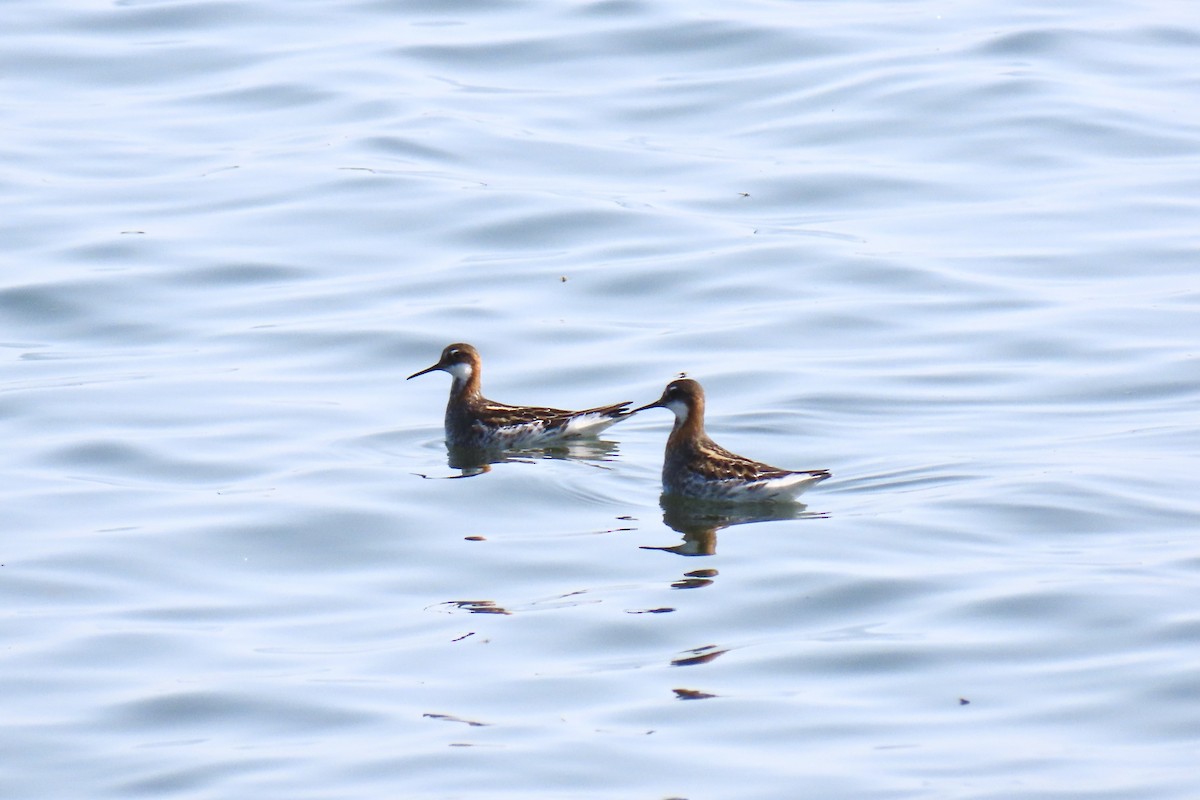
634,378,830,502
408,343,632,449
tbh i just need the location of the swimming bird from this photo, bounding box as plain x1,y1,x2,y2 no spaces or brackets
407,343,632,449
633,378,830,502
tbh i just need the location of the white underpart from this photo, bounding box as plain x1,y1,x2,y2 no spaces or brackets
687,469,827,501
561,411,622,438
741,471,827,499
487,411,619,448
488,420,549,447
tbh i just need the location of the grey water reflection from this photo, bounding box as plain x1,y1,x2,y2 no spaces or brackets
420,439,622,478
670,644,728,667
672,568,718,590
641,496,827,556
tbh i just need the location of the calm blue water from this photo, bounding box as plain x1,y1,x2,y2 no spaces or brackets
3,1,1198,797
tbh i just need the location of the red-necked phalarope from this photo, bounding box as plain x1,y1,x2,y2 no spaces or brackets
633,378,830,502
408,343,632,449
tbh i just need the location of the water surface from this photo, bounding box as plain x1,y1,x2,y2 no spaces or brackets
3,1,1199,797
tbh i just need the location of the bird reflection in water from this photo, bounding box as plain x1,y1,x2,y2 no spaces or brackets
417,438,622,479
641,495,828,556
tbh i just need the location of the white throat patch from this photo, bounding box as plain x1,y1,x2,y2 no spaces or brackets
663,397,690,423
445,361,473,385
